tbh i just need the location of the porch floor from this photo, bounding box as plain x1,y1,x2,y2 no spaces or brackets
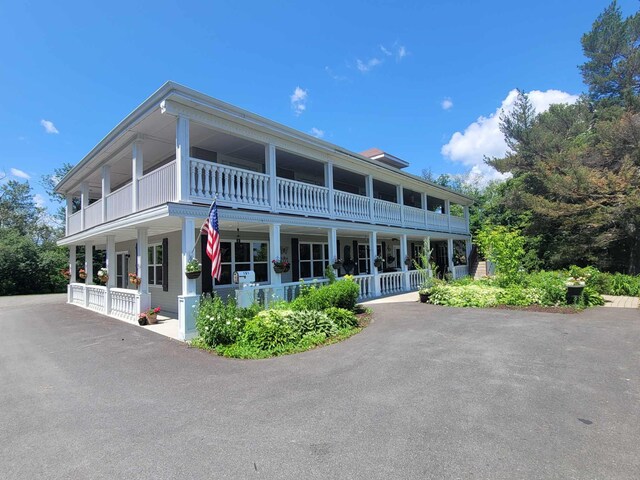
143,314,180,340
361,291,419,305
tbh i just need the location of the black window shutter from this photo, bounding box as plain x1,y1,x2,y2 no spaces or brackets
352,240,359,275
381,241,386,261
162,238,169,292
201,234,212,293
291,238,299,281
336,240,340,260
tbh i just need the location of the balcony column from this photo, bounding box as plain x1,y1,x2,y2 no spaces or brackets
463,205,470,233
101,165,111,222
84,242,94,285
106,235,116,288
80,182,89,231
265,144,278,212
366,175,374,222
422,192,428,228
178,217,198,341
397,185,404,226
65,194,74,235
447,238,455,278
369,231,381,297
400,234,409,291
326,162,335,218
445,199,452,233
132,138,144,213
175,116,190,202
327,227,337,273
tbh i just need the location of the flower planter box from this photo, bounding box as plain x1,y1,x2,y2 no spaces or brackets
185,270,201,279
273,265,290,274
566,285,585,304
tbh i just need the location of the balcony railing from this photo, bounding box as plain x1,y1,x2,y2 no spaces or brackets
66,160,469,235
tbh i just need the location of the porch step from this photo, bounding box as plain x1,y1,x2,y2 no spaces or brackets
470,260,488,280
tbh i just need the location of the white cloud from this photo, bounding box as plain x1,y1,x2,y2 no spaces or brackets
396,45,407,60
309,127,325,139
441,88,579,181
40,119,59,134
356,57,382,73
325,66,347,81
33,194,46,209
380,45,392,56
290,87,308,116
441,98,453,110
10,168,30,179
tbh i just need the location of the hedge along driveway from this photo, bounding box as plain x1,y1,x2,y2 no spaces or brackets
1,294,639,479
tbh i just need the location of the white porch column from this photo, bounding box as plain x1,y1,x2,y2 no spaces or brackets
465,239,473,265
328,227,337,273
101,165,111,222
80,182,89,231
422,192,428,228
175,116,190,202
266,144,278,212
447,238,455,278
268,224,282,299
69,245,77,283
65,194,73,235
366,175,375,221
132,139,144,213
397,185,404,226
369,231,381,297
463,205,470,233
106,235,116,287
400,234,409,291
136,227,149,294
178,217,198,342
326,162,335,218
181,217,197,296
445,199,452,233
84,242,94,285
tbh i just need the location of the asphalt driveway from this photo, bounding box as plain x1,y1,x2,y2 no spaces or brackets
1,294,638,479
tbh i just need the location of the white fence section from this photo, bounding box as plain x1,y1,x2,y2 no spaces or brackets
84,200,103,229
373,199,402,225
452,265,469,279
69,283,85,305
378,272,404,296
138,161,177,210
67,211,82,235
190,158,270,207
353,274,374,300
277,179,329,215
427,211,449,231
106,183,133,222
86,285,107,312
408,270,427,290
334,191,370,221
404,205,426,228
110,288,139,322
450,215,468,233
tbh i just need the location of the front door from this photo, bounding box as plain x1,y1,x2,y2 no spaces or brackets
116,252,128,288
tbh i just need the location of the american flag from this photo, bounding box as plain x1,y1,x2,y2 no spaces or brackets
203,200,221,281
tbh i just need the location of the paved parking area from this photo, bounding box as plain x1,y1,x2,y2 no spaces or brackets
1,294,638,479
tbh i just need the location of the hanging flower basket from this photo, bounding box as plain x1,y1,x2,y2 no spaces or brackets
97,268,109,285
374,256,384,269
185,258,202,279
79,269,87,280
332,258,343,270
128,273,142,288
272,257,290,274
186,270,201,279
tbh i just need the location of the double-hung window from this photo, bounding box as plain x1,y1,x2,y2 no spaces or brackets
216,241,269,285
299,242,328,279
147,243,163,287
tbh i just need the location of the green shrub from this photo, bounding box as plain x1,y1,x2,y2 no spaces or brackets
324,307,358,329
523,271,567,306
609,273,640,296
288,310,338,337
429,284,503,308
581,287,605,307
241,310,300,351
195,295,259,347
498,285,543,306
293,278,360,311
475,225,527,286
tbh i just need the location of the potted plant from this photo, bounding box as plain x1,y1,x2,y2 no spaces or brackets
60,268,71,281
97,267,109,285
387,255,396,264
185,258,202,279
374,256,384,269
566,275,587,304
78,268,87,280
138,307,161,326
332,257,343,269
128,272,142,288
272,257,290,274
418,277,435,303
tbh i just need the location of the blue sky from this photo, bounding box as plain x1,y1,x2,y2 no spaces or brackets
1,0,637,210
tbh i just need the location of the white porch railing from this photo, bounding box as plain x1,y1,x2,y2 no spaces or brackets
67,211,82,235
277,179,329,215
86,285,107,312
353,275,374,300
427,211,449,231
373,199,402,225
238,279,331,308
110,288,140,322
189,158,270,207
450,215,467,233
138,161,178,210
404,205,426,228
106,183,133,222
379,271,404,296
452,265,469,279
408,270,427,290
334,191,370,221
69,283,85,305
84,200,103,229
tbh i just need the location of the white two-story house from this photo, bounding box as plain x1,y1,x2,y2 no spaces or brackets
56,82,473,340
